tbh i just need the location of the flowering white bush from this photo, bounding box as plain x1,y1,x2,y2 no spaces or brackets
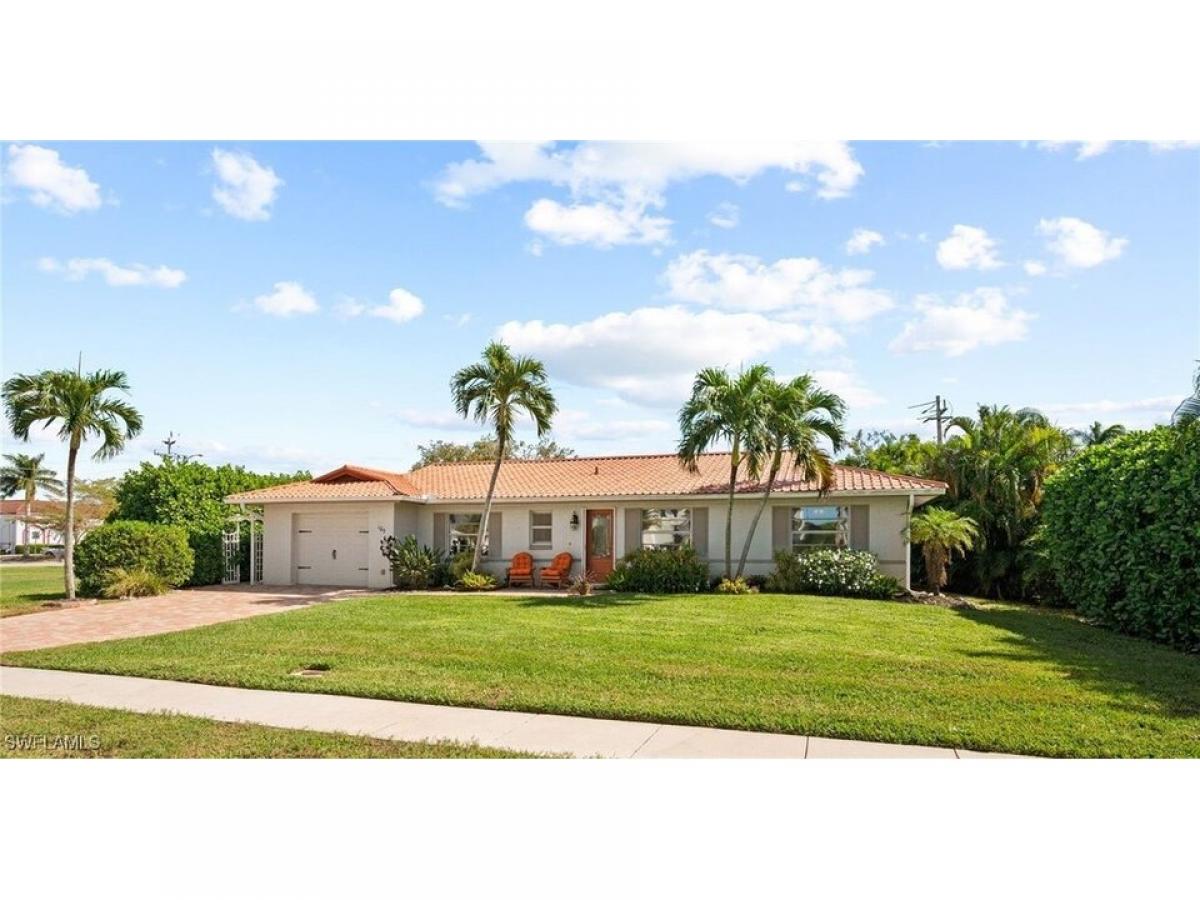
765,548,900,599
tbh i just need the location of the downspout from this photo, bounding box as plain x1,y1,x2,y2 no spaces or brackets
905,494,914,592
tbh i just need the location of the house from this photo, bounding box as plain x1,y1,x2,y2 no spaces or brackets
225,452,946,590
1,499,109,552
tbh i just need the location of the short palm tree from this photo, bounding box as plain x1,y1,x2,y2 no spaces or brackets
909,506,979,595
1172,363,1200,427
678,364,772,579
451,342,557,572
1071,420,1127,447
3,367,143,599
735,375,846,577
0,452,64,557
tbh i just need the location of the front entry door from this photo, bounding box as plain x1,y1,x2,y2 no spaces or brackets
585,509,614,579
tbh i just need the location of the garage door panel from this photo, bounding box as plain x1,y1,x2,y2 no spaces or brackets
294,513,371,586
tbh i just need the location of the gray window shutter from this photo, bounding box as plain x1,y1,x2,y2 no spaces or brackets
433,512,447,552
624,508,642,555
691,507,709,558
488,512,502,558
772,506,792,555
850,505,870,551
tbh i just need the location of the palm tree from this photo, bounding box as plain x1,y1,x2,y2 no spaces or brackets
1172,362,1200,427
735,375,846,578
3,366,143,599
0,453,64,557
1071,421,1127,447
678,364,772,579
451,342,557,572
909,506,979,595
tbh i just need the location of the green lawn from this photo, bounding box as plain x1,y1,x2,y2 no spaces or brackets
0,564,65,617
0,695,536,758
4,591,1198,757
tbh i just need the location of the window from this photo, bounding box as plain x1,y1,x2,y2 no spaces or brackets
448,513,488,556
642,508,692,549
530,512,553,547
791,506,848,550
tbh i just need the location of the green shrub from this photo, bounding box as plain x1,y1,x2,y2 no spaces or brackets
380,535,447,589
1040,425,1200,651
454,571,497,591
715,577,756,595
765,548,900,599
75,521,194,597
605,546,709,594
98,567,171,599
14,544,47,554
447,550,475,583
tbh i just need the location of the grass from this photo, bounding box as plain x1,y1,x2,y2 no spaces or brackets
0,564,65,617
0,695,536,758
4,591,1199,757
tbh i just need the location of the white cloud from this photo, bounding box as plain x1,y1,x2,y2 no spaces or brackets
5,144,102,214
1036,395,1183,427
37,256,186,288
811,369,884,409
707,202,740,229
394,408,479,430
936,225,1002,270
1037,140,1114,160
435,141,864,207
211,148,283,221
1148,141,1200,152
1023,260,1048,276
524,198,671,247
370,288,425,324
662,250,893,323
250,281,319,317
444,312,473,327
1036,216,1127,268
333,296,366,318
552,410,673,442
845,228,885,256
497,305,843,406
889,288,1032,357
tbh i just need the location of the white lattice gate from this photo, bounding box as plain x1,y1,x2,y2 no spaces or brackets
222,512,264,585
222,527,241,584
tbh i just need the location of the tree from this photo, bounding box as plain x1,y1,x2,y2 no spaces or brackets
677,364,772,579
412,435,574,468
0,452,64,557
450,342,557,572
1071,421,1127,447
735,375,846,578
909,507,979,595
3,367,143,600
839,429,938,476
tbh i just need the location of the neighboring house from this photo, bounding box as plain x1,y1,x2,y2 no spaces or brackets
226,452,946,590
0,499,105,552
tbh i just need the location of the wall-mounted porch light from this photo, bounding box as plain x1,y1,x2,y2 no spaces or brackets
569,511,580,530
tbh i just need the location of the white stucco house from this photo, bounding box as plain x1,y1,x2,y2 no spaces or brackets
225,452,946,590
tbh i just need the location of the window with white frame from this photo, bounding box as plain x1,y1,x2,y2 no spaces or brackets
642,508,692,549
529,511,552,548
791,506,848,550
448,513,488,556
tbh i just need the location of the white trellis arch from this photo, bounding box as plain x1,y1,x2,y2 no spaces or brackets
222,510,264,585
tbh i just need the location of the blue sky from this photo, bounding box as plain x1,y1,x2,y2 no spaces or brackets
3,140,1198,479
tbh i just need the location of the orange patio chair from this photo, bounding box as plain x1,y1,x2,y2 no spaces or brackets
506,552,535,588
539,552,573,588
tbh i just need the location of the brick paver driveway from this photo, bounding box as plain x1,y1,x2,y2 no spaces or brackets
0,584,369,653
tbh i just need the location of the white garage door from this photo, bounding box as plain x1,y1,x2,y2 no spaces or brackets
294,512,371,586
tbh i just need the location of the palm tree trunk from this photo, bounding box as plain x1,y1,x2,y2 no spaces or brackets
22,492,32,559
724,440,739,580
736,452,781,578
63,440,79,601
473,436,505,573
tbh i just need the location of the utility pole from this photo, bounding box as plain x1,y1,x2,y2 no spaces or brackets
910,395,951,446
154,431,203,462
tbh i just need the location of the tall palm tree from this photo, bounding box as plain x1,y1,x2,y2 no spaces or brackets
451,342,557,572
0,452,64,557
678,364,772,579
909,506,979,595
1172,362,1200,426
1071,420,1127,447
735,375,846,578
3,366,143,599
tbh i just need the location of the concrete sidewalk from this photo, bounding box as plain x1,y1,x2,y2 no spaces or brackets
0,666,1025,758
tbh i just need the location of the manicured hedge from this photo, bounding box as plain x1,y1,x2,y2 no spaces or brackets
1040,425,1200,651
606,546,709,593
74,521,195,597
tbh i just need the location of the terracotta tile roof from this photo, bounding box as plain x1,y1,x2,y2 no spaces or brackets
0,499,106,517
225,453,946,503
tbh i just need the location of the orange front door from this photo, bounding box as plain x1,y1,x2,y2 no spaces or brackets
585,509,614,578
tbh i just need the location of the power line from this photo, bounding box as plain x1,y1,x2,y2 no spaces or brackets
909,395,951,446
153,431,204,463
